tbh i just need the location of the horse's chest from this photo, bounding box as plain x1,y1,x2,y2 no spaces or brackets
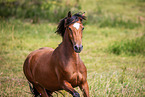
62,61,84,86
69,71,83,86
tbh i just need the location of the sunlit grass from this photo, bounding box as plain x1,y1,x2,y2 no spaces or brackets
0,0,145,96
0,18,145,96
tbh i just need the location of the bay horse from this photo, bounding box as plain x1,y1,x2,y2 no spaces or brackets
23,11,89,97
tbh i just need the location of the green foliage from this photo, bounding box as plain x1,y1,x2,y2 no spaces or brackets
0,1,17,17
107,35,145,56
0,0,81,23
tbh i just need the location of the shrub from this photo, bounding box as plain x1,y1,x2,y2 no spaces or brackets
0,0,80,23
107,35,145,56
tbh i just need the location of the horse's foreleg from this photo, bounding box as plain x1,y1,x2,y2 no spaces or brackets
61,80,80,97
79,81,90,97
33,84,49,97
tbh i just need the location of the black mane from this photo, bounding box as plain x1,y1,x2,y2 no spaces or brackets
56,12,86,37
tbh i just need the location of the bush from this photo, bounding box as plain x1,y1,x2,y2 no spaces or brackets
0,1,18,17
107,35,145,56
0,0,81,23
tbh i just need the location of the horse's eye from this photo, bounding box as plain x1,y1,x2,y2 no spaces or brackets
82,27,84,30
68,28,72,32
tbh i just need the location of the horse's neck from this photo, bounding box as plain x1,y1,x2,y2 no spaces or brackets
59,32,79,62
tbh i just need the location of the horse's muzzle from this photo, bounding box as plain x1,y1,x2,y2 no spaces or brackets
74,45,83,53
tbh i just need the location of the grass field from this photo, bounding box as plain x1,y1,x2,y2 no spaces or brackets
0,0,145,97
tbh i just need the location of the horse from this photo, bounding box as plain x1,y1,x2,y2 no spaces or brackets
23,11,89,97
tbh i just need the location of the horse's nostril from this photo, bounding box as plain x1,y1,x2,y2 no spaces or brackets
74,46,78,50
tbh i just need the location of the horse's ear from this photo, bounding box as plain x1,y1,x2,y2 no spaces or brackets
64,19,67,28
82,12,85,17
81,12,86,20
67,11,72,18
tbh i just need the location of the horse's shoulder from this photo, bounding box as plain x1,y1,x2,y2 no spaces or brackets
79,59,85,68
78,59,87,74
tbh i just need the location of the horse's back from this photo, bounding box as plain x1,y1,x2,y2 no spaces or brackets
25,47,54,65
29,47,54,57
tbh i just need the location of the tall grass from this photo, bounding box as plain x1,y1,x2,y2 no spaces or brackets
88,70,145,97
87,14,141,29
0,17,145,97
0,0,145,96
107,34,145,56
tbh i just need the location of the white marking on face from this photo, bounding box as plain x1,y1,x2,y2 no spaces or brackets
73,23,80,30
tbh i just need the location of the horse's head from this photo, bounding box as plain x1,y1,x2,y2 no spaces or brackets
66,12,86,53
56,11,86,53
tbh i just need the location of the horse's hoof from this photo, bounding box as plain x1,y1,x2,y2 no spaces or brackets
73,92,80,97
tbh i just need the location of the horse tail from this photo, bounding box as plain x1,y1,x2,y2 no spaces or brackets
28,81,40,97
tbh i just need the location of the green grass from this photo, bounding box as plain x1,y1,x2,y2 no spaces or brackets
0,0,145,96
107,34,145,56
